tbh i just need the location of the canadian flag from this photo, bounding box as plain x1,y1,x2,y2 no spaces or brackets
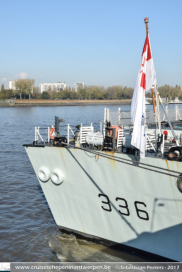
131,32,156,159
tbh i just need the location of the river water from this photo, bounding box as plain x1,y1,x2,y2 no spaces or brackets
0,104,179,262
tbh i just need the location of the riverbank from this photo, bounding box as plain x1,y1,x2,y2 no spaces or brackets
0,99,131,107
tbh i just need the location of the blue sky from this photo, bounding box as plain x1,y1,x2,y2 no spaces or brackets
1,0,181,89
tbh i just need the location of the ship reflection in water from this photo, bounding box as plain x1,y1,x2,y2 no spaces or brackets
47,232,147,262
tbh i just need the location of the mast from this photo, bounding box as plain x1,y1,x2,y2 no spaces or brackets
144,17,149,34
144,17,156,116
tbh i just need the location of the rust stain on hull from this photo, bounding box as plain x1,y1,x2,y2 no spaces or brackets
176,161,180,172
105,151,116,169
165,159,180,173
165,159,169,170
58,147,68,170
165,159,171,181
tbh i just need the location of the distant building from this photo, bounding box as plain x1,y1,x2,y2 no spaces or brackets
74,82,85,92
9,80,18,90
39,82,67,93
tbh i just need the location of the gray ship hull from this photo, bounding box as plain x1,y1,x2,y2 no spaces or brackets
25,146,182,261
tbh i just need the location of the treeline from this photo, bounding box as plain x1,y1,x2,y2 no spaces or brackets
0,88,13,99
158,85,181,99
41,85,134,100
0,85,134,100
147,85,182,99
0,80,37,100
0,83,182,100
0,87,39,100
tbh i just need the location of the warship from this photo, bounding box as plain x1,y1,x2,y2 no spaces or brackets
24,19,182,261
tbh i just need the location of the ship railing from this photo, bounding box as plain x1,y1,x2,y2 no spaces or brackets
175,106,182,121
117,129,125,148
104,108,110,125
67,124,75,145
162,106,169,122
145,130,181,155
162,106,180,122
35,126,57,144
146,131,170,154
146,131,156,151
108,106,182,125
80,123,94,144
35,126,45,143
105,108,123,127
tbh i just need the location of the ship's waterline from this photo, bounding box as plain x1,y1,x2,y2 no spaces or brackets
48,232,147,262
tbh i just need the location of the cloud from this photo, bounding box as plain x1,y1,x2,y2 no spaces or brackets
2,78,7,82
19,72,28,79
12,72,28,80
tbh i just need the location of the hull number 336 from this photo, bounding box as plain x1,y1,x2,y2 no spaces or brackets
98,194,149,221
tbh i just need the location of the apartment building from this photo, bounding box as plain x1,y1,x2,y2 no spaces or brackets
39,82,67,93
74,82,85,92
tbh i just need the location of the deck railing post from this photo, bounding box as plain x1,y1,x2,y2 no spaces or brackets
80,123,82,144
35,127,38,142
67,124,69,145
100,121,102,133
159,95,179,145
48,127,50,143
118,108,121,126
175,106,178,121
161,134,164,159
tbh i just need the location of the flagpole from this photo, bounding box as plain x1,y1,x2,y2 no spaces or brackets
144,17,156,117
144,17,149,34
143,18,149,157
